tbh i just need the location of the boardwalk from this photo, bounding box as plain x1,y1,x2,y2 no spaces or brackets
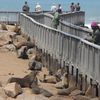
0,11,100,99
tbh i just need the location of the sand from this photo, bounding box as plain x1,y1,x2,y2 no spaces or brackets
0,25,73,100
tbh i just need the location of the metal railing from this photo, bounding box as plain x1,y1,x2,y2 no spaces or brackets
1,11,100,95
29,11,92,38
0,11,21,24
20,13,100,86
60,11,85,25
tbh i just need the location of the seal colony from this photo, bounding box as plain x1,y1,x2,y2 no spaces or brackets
0,23,99,100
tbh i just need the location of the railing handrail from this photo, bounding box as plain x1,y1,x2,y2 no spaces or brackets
40,12,92,37
22,13,100,49
1,11,99,84
20,13,100,84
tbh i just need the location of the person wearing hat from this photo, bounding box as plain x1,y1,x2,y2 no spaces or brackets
51,3,57,12
35,3,42,12
91,21,100,45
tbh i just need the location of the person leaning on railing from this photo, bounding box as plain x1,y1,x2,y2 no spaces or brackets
85,22,100,45
22,1,30,13
91,22,100,45
52,10,60,29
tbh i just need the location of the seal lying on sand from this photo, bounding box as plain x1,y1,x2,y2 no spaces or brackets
7,71,38,88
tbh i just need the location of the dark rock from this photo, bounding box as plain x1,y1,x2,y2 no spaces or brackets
17,46,28,59
28,59,42,71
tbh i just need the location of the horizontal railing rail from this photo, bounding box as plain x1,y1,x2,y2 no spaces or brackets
0,12,21,24
20,13,100,86
0,11,52,24
60,11,85,25
29,12,92,38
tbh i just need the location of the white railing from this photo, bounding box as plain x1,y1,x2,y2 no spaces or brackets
1,11,99,94
0,11,20,24
20,13,100,86
29,11,92,38
60,11,85,25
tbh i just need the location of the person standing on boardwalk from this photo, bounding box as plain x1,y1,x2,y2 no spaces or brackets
91,22,100,45
57,4,62,14
75,3,80,11
35,3,42,12
51,3,57,12
52,10,60,29
70,2,75,12
22,1,30,13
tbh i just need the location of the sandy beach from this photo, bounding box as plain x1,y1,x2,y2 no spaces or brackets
0,25,74,100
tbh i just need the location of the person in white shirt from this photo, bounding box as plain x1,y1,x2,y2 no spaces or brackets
35,3,42,12
51,3,57,12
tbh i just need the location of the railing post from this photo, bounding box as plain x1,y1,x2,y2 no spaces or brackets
79,74,83,91
71,65,74,75
96,82,99,97
75,68,79,87
85,75,87,92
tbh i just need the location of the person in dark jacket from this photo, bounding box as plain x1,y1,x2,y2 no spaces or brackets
75,3,80,11
22,1,30,13
57,4,62,14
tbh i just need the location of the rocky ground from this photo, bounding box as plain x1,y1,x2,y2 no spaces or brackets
0,24,99,100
